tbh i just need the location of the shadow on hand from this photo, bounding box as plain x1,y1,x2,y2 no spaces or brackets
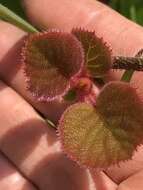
0,152,16,179
0,117,91,190
23,152,90,190
0,118,56,167
0,115,94,190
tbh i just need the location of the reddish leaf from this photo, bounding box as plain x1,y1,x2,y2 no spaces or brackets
58,82,143,168
72,28,112,78
22,30,84,101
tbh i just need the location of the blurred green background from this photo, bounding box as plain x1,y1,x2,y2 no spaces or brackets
109,0,143,25
0,0,26,18
1,0,143,25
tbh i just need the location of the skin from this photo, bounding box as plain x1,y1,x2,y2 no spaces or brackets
0,0,143,189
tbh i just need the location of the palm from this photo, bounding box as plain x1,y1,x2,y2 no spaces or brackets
0,0,143,190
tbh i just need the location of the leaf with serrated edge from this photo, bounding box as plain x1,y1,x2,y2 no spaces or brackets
22,30,84,101
72,28,112,78
59,81,143,168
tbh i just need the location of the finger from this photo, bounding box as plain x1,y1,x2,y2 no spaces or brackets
0,21,69,123
118,169,143,190
0,152,36,190
0,80,98,190
23,0,143,56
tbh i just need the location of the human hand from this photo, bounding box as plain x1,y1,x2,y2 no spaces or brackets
0,0,143,189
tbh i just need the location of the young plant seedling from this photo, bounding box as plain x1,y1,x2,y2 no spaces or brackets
22,29,143,169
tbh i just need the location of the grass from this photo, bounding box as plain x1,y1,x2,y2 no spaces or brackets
0,0,26,19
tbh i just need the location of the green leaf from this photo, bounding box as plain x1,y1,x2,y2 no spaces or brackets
137,8,143,25
23,30,84,101
59,81,143,168
72,28,112,78
0,3,38,33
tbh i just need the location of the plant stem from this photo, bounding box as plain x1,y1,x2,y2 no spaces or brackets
113,56,143,71
0,3,39,33
113,56,140,82
113,52,143,82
